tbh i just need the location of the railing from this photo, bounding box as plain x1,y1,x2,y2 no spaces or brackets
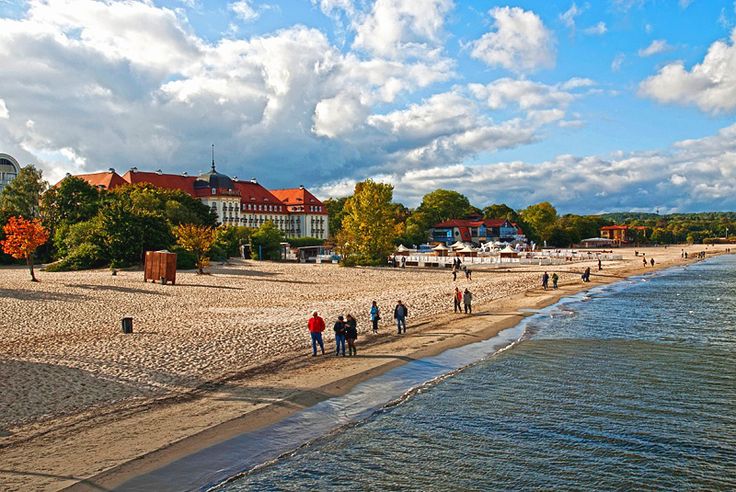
397,252,623,268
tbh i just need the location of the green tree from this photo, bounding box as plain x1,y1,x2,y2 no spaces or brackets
0,165,47,218
212,225,254,258
324,196,349,238
520,202,558,243
112,183,217,227
175,224,217,273
482,203,519,221
41,176,101,227
403,189,477,246
250,221,284,260
337,179,396,265
98,200,174,267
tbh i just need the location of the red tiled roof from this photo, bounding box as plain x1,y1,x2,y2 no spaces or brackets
233,180,284,206
271,187,326,214
600,225,629,230
122,170,197,195
73,171,127,190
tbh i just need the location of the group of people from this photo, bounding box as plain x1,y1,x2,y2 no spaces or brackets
307,300,410,357
453,287,473,313
388,255,407,268
451,257,471,281
541,271,559,290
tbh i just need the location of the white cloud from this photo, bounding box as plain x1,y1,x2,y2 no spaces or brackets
560,3,582,30
321,122,736,212
230,1,259,22
352,0,454,60
0,99,8,119
639,28,736,113
470,7,556,74
583,21,607,35
638,39,672,57
470,77,592,112
611,53,625,71
679,0,693,8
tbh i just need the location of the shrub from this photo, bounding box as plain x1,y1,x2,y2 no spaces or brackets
46,242,108,271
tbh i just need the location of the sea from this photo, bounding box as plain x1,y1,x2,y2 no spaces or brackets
118,255,736,491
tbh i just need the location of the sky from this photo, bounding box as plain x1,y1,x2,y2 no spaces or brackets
0,0,735,213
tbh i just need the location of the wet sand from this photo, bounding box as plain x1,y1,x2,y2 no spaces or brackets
0,245,722,491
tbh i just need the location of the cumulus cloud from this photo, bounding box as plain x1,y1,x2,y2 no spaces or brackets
559,3,582,30
470,7,556,74
316,123,736,213
351,0,454,59
638,39,672,57
639,28,736,113
230,1,259,22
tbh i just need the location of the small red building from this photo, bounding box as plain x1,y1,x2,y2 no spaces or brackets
600,225,649,245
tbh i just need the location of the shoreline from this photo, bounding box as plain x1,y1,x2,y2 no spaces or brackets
72,251,713,491
0,246,724,491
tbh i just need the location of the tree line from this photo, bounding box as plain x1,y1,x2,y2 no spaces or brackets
1,168,734,273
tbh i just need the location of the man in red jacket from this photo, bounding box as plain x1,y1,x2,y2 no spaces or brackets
308,311,326,356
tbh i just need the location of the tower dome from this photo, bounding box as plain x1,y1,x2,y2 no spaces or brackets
194,145,233,191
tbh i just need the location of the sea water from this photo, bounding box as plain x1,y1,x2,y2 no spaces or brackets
222,255,736,491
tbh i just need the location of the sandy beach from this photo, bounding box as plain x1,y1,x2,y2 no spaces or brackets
0,245,724,491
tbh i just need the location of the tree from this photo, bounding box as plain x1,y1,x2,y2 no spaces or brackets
482,203,519,221
520,202,558,243
1,216,50,281
98,200,174,267
112,183,217,227
337,179,396,265
175,224,217,273
403,189,477,246
0,165,47,218
324,197,349,238
41,175,101,227
250,221,284,260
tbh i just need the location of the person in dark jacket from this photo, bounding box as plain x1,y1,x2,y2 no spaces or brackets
370,301,380,334
463,289,473,314
333,315,347,356
345,314,358,356
542,272,549,290
394,300,408,334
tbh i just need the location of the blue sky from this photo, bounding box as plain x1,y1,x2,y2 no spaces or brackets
0,0,735,213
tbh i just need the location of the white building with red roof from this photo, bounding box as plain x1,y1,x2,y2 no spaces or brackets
68,162,329,239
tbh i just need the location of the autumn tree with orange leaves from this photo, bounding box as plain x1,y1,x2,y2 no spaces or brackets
1,216,50,281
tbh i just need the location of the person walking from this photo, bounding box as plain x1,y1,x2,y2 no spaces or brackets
394,300,408,334
370,301,380,334
542,271,549,290
583,267,591,282
401,256,406,268
551,272,559,289
598,258,602,271
308,311,325,356
452,265,457,282
643,257,648,267
650,258,655,267
345,314,358,356
465,267,472,280
333,315,347,356
454,287,462,313
463,288,473,314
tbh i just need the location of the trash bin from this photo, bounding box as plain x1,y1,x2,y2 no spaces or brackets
122,317,133,334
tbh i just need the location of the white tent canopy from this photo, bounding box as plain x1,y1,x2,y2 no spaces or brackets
432,243,449,250
458,245,476,253
500,245,516,253
449,241,466,250
396,244,411,252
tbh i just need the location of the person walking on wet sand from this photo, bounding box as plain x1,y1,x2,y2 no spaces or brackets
542,271,549,290
308,311,325,356
345,314,358,356
650,258,655,267
463,288,473,314
370,301,380,334
394,300,408,334
452,265,457,281
598,258,602,271
333,315,347,356
551,272,559,289
643,257,648,267
454,287,462,313
582,267,591,282
465,267,472,280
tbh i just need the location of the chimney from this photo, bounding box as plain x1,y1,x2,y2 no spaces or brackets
250,177,257,184
299,184,304,190
233,176,238,181
182,171,188,176
130,167,138,173
108,168,115,173
156,169,162,175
